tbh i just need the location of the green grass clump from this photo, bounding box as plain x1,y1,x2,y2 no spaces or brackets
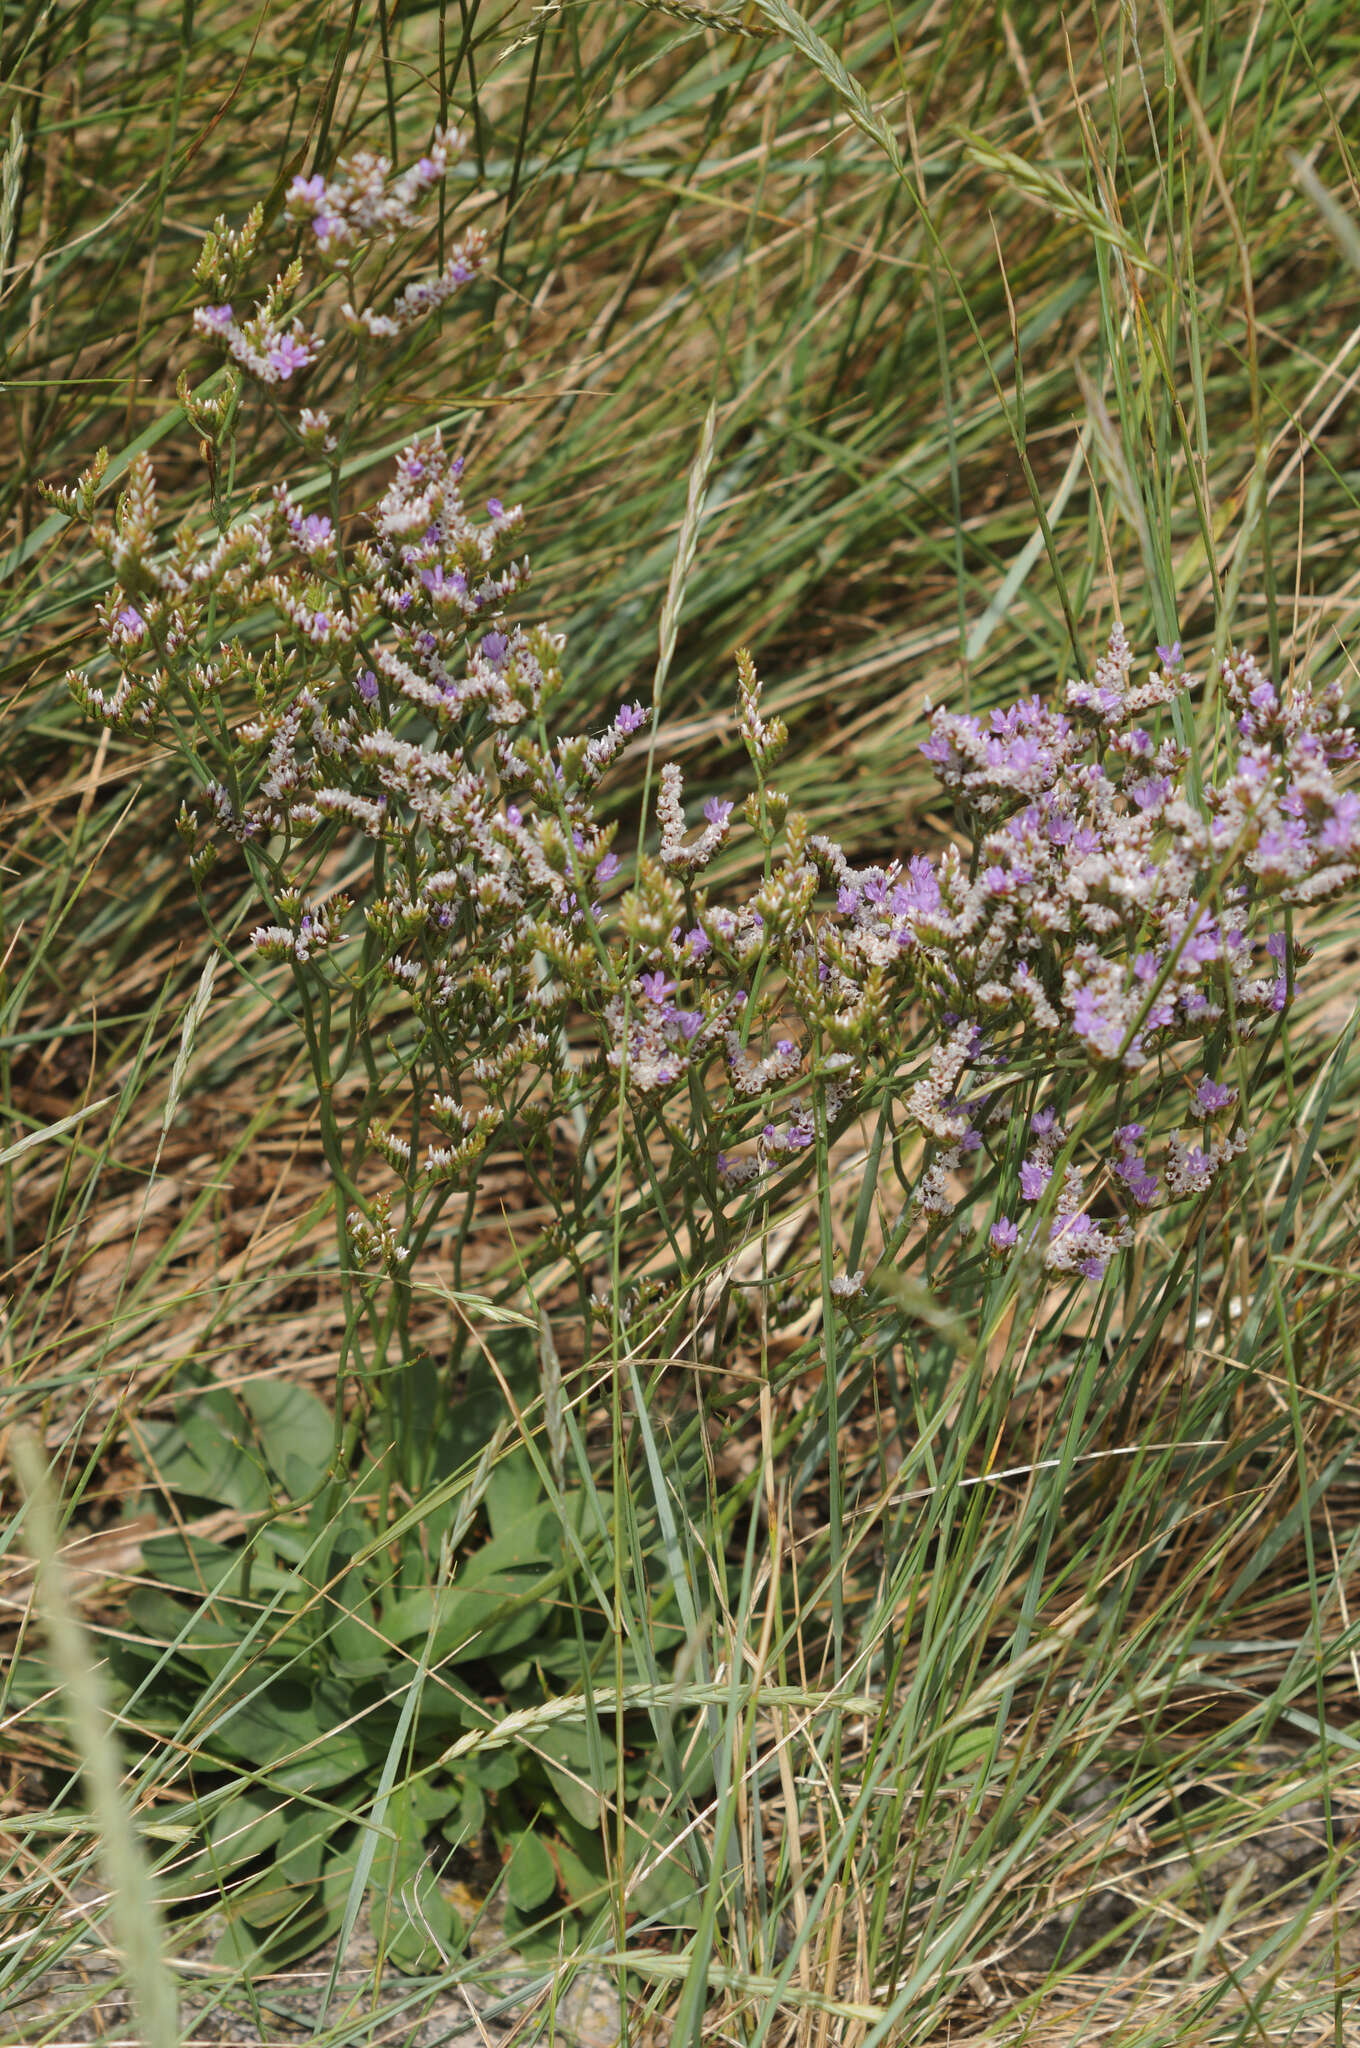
3,3,1360,2045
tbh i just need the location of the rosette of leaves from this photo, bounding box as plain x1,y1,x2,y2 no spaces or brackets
17,1339,695,1971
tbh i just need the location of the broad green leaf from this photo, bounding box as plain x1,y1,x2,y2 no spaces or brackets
144,1390,272,1512
211,1789,292,1865
201,1682,362,1790
269,1730,373,1796
453,1776,485,1843
941,1726,995,1778
621,1808,701,1924
379,1576,551,1664
464,1750,520,1793
157,1790,291,1902
542,1822,609,1911
237,1808,327,1927
323,1566,385,1676
137,1533,244,1596
536,1720,615,1830
239,1378,336,1497
408,1774,464,1827
485,1447,542,1539
503,1825,557,1914
366,1783,463,1971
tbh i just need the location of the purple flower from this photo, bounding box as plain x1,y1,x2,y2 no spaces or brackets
486,497,504,519
1031,1108,1059,1138
1019,1158,1051,1201
1195,1077,1236,1113
480,631,508,666
267,332,314,381
114,604,145,638
198,303,234,334
674,1010,704,1040
1071,987,1110,1041
595,852,620,882
421,564,466,599
1116,1150,1159,1206
686,926,710,959
1266,932,1287,961
356,669,378,703
615,701,647,735
1319,792,1360,851
837,884,860,915
1050,1212,1092,1242
638,971,675,1005
297,513,333,549
1184,919,1225,966
899,856,941,913
1156,640,1182,669
988,733,1045,779
990,1217,1019,1251
703,797,733,828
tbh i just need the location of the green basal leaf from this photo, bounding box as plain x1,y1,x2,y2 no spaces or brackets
940,1725,997,1779
540,1821,609,1910
142,1388,273,1513
485,1446,544,1538
369,1784,464,1969
239,1378,336,1496
503,1824,557,1913
157,1788,291,1904
535,1719,616,1831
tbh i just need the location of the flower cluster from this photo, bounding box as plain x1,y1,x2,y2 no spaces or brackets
901,623,1339,1075
282,128,489,341
53,131,1360,1320
285,131,456,255
192,299,321,385
867,621,1360,1272
988,1108,1135,1282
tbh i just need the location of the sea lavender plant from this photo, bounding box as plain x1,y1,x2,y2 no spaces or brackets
50,132,1360,1406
